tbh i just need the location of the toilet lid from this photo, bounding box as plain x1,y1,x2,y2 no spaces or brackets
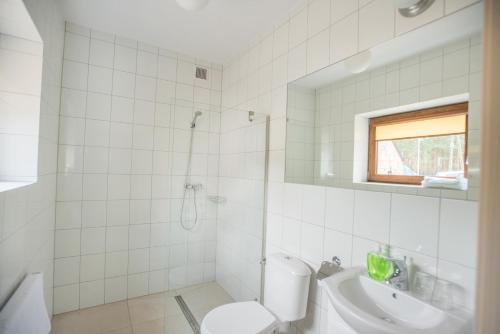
201,301,278,334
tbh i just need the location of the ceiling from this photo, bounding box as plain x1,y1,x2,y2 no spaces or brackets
0,0,41,42
55,0,303,64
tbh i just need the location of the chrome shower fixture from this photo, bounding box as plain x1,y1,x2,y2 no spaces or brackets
397,0,435,17
191,111,202,128
248,110,255,122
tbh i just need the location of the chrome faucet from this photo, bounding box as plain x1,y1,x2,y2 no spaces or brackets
385,258,409,291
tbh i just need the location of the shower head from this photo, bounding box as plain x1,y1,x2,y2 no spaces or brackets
191,111,202,128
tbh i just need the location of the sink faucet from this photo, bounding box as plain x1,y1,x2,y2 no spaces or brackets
385,258,409,291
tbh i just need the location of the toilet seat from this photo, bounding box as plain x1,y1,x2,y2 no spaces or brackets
201,301,278,334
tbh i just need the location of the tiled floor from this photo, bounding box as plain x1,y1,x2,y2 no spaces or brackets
51,282,234,334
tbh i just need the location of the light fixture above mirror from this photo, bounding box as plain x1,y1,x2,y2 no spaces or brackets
396,0,436,17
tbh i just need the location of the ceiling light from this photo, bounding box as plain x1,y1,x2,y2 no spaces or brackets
176,0,210,11
344,51,372,74
396,0,435,17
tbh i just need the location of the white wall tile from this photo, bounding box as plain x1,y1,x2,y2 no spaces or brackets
353,191,390,243
439,199,478,267
108,175,131,199
56,201,82,229
87,92,112,121
107,200,130,226
89,39,114,68
88,65,113,94
54,285,79,314
307,28,330,73
84,146,109,173
128,248,149,273
307,0,331,37
114,45,137,72
54,257,80,286
359,0,395,51
282,217,301,256
106,226,129,252
302,185,325,226
390,195,440,257
325,188,354,233
84,119,110,146
331,0,358,23
62,60,88,90
158,56,177,81
300,222,324,264
128,273,149,298
55,229,81,258
64,33,90,63
137,51,158,77
113,71,136,98
323,229,353,266
330,13,358,63
81,228,106,254
289,8,308,48
80,254,105,281
61,88,86,117
288,43,307,82
283,183,303,220
79,280,104,308
105,276,127,303
105,251,129,277
82,201,107,227
83,174,108,200
445,0,479,15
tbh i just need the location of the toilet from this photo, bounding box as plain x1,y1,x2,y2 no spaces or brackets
201,253,312,334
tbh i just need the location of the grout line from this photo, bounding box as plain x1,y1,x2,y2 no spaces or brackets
103,31,117,304
174,295,200,334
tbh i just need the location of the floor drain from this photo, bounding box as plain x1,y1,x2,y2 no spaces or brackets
175,295,201,334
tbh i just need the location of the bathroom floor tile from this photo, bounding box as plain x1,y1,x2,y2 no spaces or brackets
127,293,166,324
51,281,234,334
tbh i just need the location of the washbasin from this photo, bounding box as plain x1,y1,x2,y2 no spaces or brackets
320,267,473,334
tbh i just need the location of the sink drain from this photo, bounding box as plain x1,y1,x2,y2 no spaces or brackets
380,316,395,324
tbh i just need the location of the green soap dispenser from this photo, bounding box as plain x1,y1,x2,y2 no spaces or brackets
367,244,394,281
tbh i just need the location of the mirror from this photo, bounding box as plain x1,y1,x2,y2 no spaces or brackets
285,4,482,199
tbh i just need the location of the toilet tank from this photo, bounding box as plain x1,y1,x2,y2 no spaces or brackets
263,253,312,322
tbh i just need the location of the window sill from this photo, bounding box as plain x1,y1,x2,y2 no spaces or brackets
353,181,468,192
0,181,36,192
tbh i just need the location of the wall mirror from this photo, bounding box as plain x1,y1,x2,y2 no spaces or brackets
285,4,482,200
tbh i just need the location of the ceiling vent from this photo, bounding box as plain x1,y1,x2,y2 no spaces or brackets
196,67,208,80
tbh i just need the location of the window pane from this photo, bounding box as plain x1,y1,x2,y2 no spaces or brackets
376,134,466,177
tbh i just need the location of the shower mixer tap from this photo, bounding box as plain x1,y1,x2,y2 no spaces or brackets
184,183,202,190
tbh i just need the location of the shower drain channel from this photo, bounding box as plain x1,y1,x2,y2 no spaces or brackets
175,295,201,334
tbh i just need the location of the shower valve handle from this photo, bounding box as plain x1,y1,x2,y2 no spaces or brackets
184,183,202,191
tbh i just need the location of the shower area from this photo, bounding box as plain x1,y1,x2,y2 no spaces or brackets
171,108,270,331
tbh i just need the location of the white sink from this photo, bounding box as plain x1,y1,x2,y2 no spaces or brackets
320,267,473,334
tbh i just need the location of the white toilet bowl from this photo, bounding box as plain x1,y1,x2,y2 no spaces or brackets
201,301,278,334
200,253,312,334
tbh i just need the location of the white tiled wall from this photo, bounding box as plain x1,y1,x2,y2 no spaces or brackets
285,85,316,184
216,111,267,302
221,0,481,332
0,34,43,182
0,0,64,314
53,22,222,314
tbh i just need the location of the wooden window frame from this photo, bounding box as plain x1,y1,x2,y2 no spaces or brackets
368,102,469,185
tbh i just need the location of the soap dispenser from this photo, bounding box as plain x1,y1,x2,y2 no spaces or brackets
367,244,394,281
